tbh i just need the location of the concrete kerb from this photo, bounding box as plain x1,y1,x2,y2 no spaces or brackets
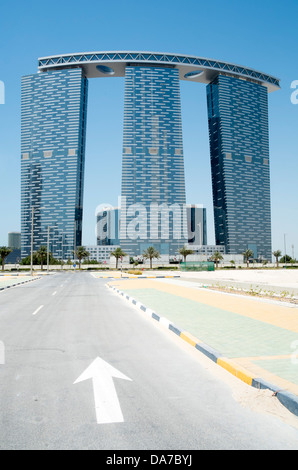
0,276,41,291
95,274,181,280
107,283,298,418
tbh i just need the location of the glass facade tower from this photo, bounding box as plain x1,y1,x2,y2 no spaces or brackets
120,66,187,256
21,68,88,259
207,75,271,260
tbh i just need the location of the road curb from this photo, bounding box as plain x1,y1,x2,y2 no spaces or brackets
0,276,41,291
108,283,298,418
96,275,180,279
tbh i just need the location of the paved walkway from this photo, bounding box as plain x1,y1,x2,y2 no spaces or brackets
91,271,180,279
0,275,37,289
108,276,298,414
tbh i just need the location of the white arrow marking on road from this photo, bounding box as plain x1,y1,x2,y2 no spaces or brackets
74,357,132,424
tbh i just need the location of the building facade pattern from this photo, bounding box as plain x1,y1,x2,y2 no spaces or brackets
21,69,88,259
207,75,271,259
120,66,186,255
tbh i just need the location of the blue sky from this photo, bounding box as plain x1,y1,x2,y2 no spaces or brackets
0,0,297,257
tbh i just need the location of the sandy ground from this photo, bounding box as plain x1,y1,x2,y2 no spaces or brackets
199,346,298,430
177,268,298,290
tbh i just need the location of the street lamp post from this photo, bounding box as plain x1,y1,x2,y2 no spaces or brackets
47,225,52,274
61,231,64,270
30,207,34,276
74,220,76,266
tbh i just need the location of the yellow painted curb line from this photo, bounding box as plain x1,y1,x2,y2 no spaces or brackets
217,357,254,386
180,331,201,348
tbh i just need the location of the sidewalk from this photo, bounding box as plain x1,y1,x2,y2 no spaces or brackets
107,275,298,416
0,275,38,290
91,271,180,279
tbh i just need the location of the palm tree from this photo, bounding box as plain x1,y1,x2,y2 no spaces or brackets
75,246,90,269
280,254,292,264
210,251,223,269
36,245,47,271
178,245,194,262
111,247,127,269
272,250,282,268
142,246,160,269
243,249,254,268
0,246,12,271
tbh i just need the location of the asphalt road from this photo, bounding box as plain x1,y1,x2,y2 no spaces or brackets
0,272,297,450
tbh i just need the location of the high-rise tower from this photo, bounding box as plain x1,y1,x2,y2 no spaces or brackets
21,68,88,259
207,75,271,260
120,66,187,255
